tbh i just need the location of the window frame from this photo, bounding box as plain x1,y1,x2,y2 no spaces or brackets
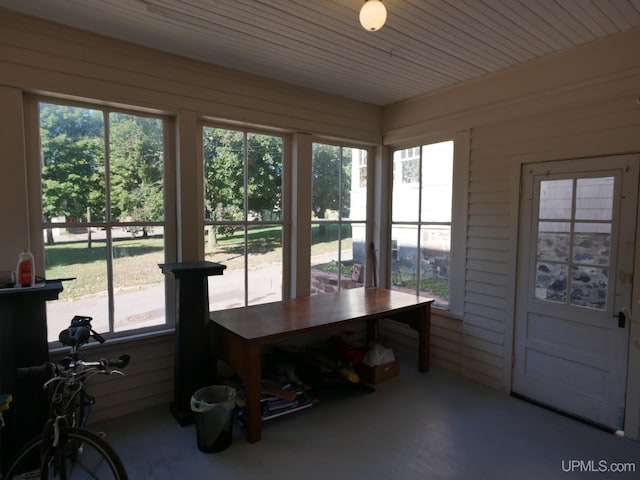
201,121,289,307
309,140,370,295
26,95,176,345
388,131,469,316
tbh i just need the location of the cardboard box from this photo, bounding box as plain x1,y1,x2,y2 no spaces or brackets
355,358,400,384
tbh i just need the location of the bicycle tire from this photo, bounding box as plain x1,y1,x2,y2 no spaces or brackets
4,427,128,480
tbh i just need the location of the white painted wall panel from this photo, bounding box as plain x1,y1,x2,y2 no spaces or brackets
463,83,640,407
383,27,640,429
381,314,463,374
50,334,174,423
0,12,381,144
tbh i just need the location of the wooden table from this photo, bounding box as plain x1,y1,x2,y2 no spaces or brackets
210,287,433,443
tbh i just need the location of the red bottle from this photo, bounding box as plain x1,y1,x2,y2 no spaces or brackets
16,250,35,287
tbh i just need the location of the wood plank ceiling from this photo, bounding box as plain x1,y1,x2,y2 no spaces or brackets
1,0,639,105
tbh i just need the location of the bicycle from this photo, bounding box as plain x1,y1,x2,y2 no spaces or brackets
3,315,130,479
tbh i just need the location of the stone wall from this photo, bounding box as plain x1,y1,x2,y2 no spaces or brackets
310,269,363,295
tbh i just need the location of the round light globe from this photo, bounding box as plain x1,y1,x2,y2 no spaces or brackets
359,0,387,31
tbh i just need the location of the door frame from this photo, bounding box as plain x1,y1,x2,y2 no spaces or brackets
509,153,640,441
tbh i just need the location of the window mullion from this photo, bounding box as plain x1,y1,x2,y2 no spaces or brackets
416,148,424,294
243,132,249,306
338,147,344,291
567,178,578,306
391,140,454,308
104,111,115,332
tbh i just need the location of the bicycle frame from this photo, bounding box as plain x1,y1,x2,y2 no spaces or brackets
45,359,103,429
4,315,130,479
32,358,124,477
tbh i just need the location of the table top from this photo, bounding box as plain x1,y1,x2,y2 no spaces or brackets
211,287,433,342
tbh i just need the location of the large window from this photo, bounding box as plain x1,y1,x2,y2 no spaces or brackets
38,101,167,342
203,126,284,310
311,143,368,295
391,141,454,307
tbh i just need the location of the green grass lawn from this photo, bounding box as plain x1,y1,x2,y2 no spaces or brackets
45,237,165,299
46,225,352,300
46,225,449,302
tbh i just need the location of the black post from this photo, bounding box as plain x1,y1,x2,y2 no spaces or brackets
0,281,64,470
159,262,226,426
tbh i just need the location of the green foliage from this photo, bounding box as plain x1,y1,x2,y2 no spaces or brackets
391,272,449,299
312,259,355,276
247,133,283,219
39,104,165,230
311,144,352,219
40,104,105,221
311,223,352,242
203,128,284,239
109,113,164,223
202,133,356,244
203,128,245,238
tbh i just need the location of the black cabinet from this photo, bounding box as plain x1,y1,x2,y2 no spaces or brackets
159,262,226,425
0,281,63,470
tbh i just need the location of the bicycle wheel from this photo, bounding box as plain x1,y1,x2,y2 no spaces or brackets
4,427,128,480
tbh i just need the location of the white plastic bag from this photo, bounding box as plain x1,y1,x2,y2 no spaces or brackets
363,343,395,366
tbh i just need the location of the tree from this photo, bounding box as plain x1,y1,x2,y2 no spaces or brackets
312,144,352,222
203,128,283,247
247,133,283,220
40,105,165,244
340,149,352,219
40,104,105,243
203,128,244,244
109,113,164,235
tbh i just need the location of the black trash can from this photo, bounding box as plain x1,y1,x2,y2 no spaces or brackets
190,385,236,453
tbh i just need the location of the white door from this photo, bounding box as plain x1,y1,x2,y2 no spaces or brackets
513,154,639,430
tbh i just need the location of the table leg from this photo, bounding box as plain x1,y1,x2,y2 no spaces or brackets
417,304,430,372
244,343,262,443
366,318,378,344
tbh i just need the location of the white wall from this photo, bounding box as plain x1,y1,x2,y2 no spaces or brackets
383,26,640,439
0,87,30,261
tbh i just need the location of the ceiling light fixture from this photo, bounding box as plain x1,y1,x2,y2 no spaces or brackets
359,0,387,31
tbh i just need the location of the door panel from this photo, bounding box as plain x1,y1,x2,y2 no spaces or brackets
514,155,639,430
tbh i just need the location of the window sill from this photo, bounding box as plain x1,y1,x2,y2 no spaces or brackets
431,305,463,322
48,327,175,355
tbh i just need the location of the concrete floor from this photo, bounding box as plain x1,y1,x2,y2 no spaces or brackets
95,363,640,480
